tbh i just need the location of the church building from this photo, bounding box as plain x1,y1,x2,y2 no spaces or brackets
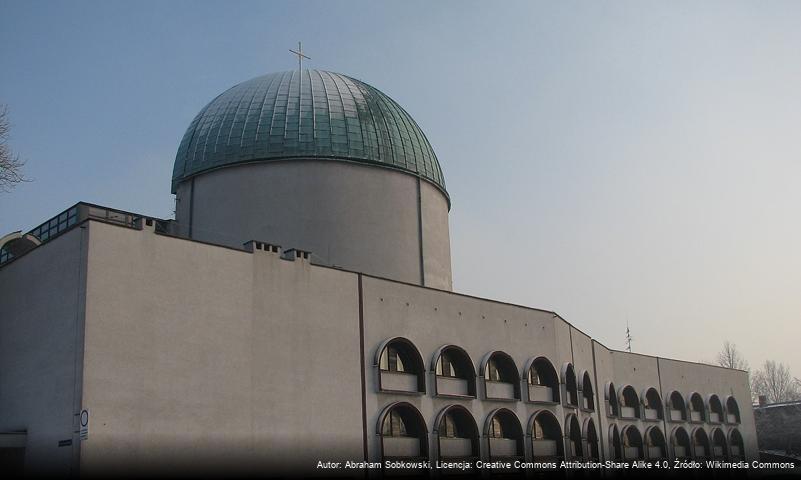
0,68,757,476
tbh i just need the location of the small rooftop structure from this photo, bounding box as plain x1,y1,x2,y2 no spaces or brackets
753,399,801,458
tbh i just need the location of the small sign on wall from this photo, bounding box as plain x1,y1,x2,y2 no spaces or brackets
79,409,89,440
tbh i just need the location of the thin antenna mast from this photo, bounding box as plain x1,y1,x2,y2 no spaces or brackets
625,322,633,352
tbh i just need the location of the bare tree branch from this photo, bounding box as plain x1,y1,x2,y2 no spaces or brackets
0,104,29,192
752,360,801,403
716,341,750,371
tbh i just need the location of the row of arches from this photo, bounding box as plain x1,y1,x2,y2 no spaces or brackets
378,402,596,462
376,338,594,409
609,424,745,461
604,382,741,424
378,402,746,465
376,338,742,426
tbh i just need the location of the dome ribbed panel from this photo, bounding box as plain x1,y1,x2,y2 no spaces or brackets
173,70,447,199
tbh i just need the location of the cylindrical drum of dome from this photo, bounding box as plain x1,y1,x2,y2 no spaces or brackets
172,69,452,290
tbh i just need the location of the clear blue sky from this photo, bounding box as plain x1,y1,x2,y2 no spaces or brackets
2,0,799,377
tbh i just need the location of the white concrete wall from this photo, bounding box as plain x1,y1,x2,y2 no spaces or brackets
78,221,364,476
175,160,452,290
1,217,759,475
659,358,757,461
0,226,87,476
361,275,758,465
361,275,573,463
591,342,757,463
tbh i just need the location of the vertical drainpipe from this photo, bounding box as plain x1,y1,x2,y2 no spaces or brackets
357,274,368,461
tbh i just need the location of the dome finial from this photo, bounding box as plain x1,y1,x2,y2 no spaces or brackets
288,42,310,73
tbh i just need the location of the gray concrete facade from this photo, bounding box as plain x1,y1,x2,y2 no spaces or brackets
0,226,88,476
0,217,758,476
174,160,453,291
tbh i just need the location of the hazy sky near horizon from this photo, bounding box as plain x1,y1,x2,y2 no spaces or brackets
2,1,799,378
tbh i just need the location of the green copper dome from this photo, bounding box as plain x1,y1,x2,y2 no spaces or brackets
173,69,447,198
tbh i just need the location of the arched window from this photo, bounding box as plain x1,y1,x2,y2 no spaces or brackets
583,418,600,460
484,408,524,459
688,393,706,423
711,428,727,459
667,391,687,421
645,426,666,460
606,382,620,417
381,345,406,372
434,405,479,460
619,385,641,419
525,357,560,403
609,425,623,460
691,427,710,459
642,387,664,421
622,425,644,460
725,396,741,424
729,429,744,460
529,411,564,460
671,427,692,459
383,409,408,436
580,371,595,411
431,345,476,397
375,337,425,394
565,414,583,459
708,395,724,424
480,351,521,401
377,402,428,460
561,363,579,407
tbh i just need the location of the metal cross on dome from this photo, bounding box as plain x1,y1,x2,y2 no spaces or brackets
289,42,310,73
288,42,310,133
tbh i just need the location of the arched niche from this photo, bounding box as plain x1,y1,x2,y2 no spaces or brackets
375,337,426,394
609,424,623,460
728,428,744,460
725,396,741,424
691,427,711,459
524,356,560,403
621,425,644,460
711,428,728,459
645,426,666,460
484,408,524,459
642,387,664,421
480,351,521,401
560,363,579,408
579,370,595,411
605,382,619,417
431,345,476,398
377,402,428,460
670,426,692,459
434,405,479,460
708,395,724,424
667,391,687,422
565,414,583,459
618,385,641,419
687,392,706,423
528,410,564,460
583,417,600,460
